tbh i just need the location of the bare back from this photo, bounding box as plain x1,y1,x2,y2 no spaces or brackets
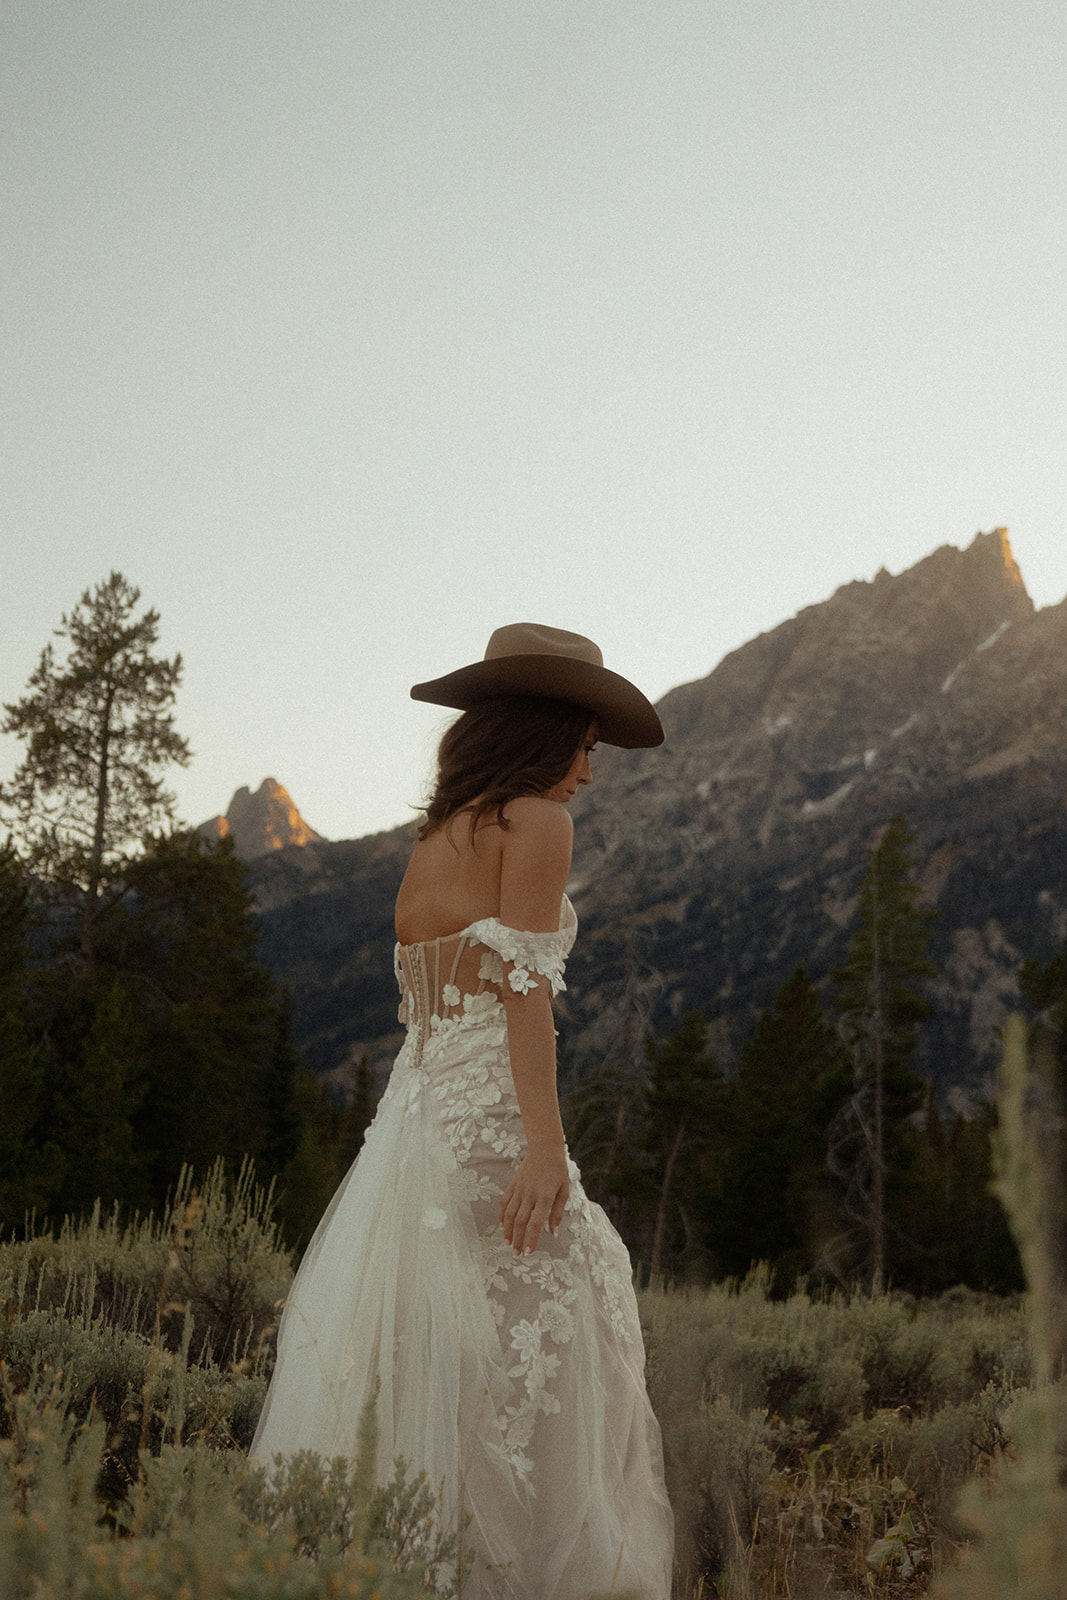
394,812,507,946
395,797,573,946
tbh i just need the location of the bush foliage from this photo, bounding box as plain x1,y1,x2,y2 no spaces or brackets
6,993,1067,1600
0,1156,1058,1598
0,1164,460,1598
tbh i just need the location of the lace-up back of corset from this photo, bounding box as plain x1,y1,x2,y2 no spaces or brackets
396,933,495,1057
395,897,578,1060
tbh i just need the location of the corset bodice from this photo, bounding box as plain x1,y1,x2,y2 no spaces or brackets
394,897,578,1061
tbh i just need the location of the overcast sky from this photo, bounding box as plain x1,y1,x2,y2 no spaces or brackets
2,0,1064,842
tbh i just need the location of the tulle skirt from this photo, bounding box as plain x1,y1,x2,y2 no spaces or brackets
251,1016,673,1599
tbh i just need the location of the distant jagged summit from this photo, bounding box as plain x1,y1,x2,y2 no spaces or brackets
245,526,1067,1098
644,527,1034,756
198,778,324,860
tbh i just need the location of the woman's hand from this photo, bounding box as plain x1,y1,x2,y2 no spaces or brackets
499,1143,570,1256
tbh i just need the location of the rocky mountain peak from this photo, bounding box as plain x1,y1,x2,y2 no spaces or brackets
600,528,1034,773
241,528,1067,1104
197,778,324,861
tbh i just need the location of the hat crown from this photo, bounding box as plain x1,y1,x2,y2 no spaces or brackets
484,623,604,670
409,621,664,748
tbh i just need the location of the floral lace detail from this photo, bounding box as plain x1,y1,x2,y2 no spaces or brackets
257,886,673,1600
484,1241,582,1478
466,918,570,997
426,998,526,1169
390,895,636,1488
565,1187,634,1346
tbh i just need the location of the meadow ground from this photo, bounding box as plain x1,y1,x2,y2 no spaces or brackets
1,1164,1061,1598
3,1019,1066,1598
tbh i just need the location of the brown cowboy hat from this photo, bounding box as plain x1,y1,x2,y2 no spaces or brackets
410,623,664,749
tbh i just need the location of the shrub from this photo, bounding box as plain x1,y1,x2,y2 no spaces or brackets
0,1159,291,1369
640,1269,1030,1594
0,1365,459,1598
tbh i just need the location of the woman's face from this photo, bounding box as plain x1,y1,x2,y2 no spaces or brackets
544,724,598,804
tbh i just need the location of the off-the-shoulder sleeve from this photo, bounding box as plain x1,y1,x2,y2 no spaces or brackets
466,918,569,997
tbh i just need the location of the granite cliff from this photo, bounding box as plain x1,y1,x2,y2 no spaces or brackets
248,530,1067,1103
198,778,324,861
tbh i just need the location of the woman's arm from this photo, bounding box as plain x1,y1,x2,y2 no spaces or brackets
496,798,573,1256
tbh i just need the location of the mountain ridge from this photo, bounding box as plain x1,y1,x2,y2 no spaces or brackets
245,529,1067,1105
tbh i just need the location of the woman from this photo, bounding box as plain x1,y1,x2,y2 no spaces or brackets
251,624,674,1598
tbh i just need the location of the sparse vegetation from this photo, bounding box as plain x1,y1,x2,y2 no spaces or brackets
0,1162,461,1597
641,1272,1028,1595
2,1122,1063,1598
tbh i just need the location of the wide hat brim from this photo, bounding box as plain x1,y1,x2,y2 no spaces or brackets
410,652,664,749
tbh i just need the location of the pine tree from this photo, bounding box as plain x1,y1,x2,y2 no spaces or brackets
53,977,153,1213
0,828,307,1225
562,1052,650,1235
643,1012,725,1280
0,573,190,957
716,966,851,1285
830,814,935,1290
258,990,305,1177
896,1096,1024,1293
94,829,302,1199
0,841,64,1223
277,1072,347,1250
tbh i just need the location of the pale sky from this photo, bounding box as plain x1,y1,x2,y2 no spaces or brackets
2,0,1064,843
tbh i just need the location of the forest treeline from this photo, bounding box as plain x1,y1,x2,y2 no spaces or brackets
2,574,1066,1295
566,812,1064,1296
0,574,362,1246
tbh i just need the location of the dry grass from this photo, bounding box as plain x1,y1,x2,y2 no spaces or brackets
3,1016,1066,1596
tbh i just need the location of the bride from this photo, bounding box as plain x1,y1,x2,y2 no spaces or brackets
251,624,674,1598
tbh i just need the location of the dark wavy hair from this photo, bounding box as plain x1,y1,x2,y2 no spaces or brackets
418,695,593,840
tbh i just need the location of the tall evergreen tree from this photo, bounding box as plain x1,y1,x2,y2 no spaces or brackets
0,572,189,957
93,829,303,1199
562,1052,650,1236
716,966,851,1285
893,1092,1023,1293
53,977,153,1213
0,828,307,1228
830,814,935,1290
642,1012,725,1280
0,581,313,1229
0,841,64,1221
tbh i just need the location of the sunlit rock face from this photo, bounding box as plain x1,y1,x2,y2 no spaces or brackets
247,530,1067,1099
198,778,324,861
563,528,1066,1094
572,528,1036,884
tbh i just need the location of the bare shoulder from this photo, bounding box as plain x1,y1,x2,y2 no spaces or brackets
502,796,575,864
498,799,572,930
501,796,573,849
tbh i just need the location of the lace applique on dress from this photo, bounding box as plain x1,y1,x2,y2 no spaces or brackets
255,887,673,1599
466,901,577,997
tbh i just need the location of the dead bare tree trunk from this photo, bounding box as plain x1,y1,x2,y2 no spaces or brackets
649,1119,685,1281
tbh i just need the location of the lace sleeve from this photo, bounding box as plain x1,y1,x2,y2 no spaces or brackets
466,918,569,997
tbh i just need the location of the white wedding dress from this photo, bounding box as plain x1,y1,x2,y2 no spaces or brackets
251,897,673,1599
